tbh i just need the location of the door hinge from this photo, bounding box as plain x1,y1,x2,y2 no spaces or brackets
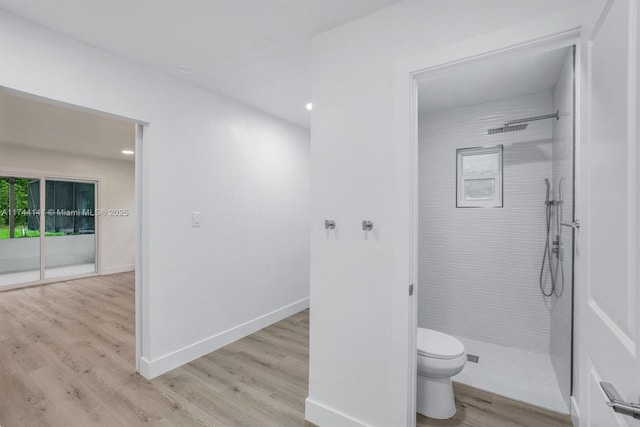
409,284,414,296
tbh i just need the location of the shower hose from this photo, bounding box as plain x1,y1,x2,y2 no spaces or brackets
539,194,565,298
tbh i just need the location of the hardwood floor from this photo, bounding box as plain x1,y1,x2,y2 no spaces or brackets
0,273,571,427
0,272,309,426
416,382,572,427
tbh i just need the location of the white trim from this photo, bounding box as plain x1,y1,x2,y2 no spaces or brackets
304,398,368,427
135,123,144,374
140,124,151,375
397,2,602,79
393,3,604,424
139,297,310,379
626,0,638,351
102,264,135,275
39,173,45,280
0,166,107,183
0,272,99,293
571,396,580,426
95,178,101,275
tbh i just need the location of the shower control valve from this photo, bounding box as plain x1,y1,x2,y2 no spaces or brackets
552,236,561,256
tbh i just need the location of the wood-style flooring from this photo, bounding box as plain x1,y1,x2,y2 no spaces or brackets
417,382,572,427
0,272,308,426
0,272,571,427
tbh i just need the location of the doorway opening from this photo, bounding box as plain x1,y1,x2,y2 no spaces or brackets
414,42,576,418
0,87,146,372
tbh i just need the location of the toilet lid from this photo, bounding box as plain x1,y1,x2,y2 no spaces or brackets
417,328,465,359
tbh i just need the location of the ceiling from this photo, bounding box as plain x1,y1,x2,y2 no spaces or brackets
418,47,571,114
0,90,136,161
0,0,403,128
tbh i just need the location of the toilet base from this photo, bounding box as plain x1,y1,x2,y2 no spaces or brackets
416,374,456,419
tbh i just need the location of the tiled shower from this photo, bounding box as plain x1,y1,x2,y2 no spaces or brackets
417,47,574,413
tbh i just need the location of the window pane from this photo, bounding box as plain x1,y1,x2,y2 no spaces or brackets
75,183,95,234
465,178,495,200
0,176,41,287
45,180,96,279
54,181,74,233
462,152,499,174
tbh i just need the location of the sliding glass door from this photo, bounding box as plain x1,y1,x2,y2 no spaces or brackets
0,175,97,288
0,176,41,287
45,180,96,279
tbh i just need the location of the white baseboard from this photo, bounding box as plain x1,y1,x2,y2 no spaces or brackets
102,264,135,275
570,396,580,426
305,398,368,427
138,356,152,379
139,297,309,379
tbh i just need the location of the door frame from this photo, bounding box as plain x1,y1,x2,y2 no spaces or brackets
392,3,604,425
0,86,149,375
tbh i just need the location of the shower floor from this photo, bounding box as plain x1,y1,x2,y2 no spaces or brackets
452,335,569,414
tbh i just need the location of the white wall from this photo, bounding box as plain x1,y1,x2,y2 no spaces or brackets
308,1,589,425
0,10,310,378
418,92,553,353
0,142,135,275
550,49,574,410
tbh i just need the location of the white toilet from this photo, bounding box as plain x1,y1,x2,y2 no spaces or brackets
416,328,467,419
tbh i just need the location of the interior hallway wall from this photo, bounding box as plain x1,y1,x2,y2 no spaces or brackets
418,92,553,354
308,1,591,425
0,10,310,378
0,142,135,275
550,48,574,409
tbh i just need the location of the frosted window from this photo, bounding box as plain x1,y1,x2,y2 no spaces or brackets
463,153,500,174
457,146,503,207
465,179,495,200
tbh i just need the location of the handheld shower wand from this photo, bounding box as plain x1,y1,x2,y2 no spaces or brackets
540,178,556,297
545,178,551,205
539,178,566,297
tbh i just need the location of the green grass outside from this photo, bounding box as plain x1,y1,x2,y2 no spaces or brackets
0,225,65,239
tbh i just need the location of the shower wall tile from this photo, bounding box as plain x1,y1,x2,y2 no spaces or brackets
550,49,574,409
418,92,553,354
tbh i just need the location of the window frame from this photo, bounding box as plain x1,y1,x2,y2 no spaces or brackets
456,145,503,208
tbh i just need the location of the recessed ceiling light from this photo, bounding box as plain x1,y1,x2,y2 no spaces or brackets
122,150,134,155
178,65,195,74
305,103,313,111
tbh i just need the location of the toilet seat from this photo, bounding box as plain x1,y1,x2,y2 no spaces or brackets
417,328,465,359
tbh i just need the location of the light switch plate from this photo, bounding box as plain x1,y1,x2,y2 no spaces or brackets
192,212,201,227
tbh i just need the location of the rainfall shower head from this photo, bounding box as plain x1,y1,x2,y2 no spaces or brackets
488,123,529,134
487,110,559,135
